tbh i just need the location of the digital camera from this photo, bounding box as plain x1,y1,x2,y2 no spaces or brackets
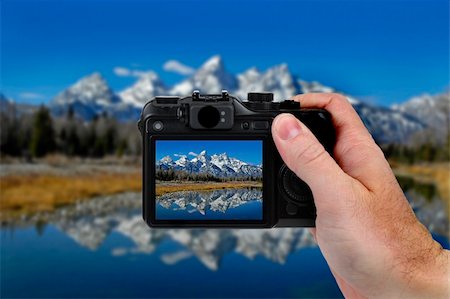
138,91,335,228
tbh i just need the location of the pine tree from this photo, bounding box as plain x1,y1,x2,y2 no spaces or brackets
29,106,55,157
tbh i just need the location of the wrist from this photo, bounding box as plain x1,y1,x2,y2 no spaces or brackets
392,241,449,298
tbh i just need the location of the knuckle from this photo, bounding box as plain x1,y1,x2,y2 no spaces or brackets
327,92,349,104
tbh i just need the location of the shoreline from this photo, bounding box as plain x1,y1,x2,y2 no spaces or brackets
155,181,262,196
1,161,447,221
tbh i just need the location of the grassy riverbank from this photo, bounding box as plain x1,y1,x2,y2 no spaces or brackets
1,171,142,216
155,181,262,196
1,159,447,221
0,160,262,220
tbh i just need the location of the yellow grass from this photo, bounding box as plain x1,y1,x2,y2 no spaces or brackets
0,171,261,219
0,172,142,215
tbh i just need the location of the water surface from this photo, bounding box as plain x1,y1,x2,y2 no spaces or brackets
1,178,448,298
156,188,263,220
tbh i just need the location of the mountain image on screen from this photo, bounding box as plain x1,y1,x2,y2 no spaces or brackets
156,150,262,180
155,144,263,220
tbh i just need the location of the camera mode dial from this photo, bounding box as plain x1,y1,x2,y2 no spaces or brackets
279,164,313,205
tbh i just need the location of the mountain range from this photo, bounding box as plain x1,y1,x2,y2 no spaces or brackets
2,55,448,144
157,150,262,178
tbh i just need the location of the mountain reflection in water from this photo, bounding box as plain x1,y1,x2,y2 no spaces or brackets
156,188,263,220
2,184,449,272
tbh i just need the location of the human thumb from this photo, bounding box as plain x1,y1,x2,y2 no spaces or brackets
271,113,353,212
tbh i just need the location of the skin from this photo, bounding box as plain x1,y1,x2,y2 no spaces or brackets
271,93,449,299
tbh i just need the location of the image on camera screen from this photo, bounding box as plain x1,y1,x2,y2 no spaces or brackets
155,140,263,220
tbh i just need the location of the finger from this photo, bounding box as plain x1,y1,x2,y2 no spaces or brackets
291,93,394,192
272,113,355,212
291,93,371,140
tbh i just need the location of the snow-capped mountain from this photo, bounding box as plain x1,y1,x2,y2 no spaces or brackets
353,102,425,144
236,64,299,100
119,71,166,107
392,92,450,142
157,150,262,178
170,55,238,95
50,72,136,120
14,55,441,144
296,80,426,144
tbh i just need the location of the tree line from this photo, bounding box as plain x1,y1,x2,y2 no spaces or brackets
156,168,263,182
382,137,450,164
1,104,448,164
0,105,141,159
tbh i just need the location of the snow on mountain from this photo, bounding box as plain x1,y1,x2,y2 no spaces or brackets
297,80,425,144
13,55,440,144
298,80,358,104
119,72,166,107
52,73,118,106
170,55,238,95
298,80,335,94
157,150,262,178
353,102,425,144
392,92,450,142
49,72,139,120
236,64,299,100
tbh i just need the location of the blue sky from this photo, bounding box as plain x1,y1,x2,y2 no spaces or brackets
1,0,448,106
156,140,263,165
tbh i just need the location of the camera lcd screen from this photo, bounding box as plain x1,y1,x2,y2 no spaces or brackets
155,140,263,220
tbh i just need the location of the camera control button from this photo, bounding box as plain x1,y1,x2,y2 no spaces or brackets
253,121,269,130
286,203,298,215
152,121,164,131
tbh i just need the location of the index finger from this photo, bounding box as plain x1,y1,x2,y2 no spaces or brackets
291,93,371,140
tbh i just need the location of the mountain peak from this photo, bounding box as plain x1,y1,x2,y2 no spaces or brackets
157,151,262,178
50,72,121,119
86,71,103,80
201,55,223,71
160,155,173,163
120,71,165,107
76,72,108,87
218,152,228,158
236,63,297,101
39,57,434,145
170,55,237,95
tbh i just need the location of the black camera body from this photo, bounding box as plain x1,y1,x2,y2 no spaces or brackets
138,91,335,228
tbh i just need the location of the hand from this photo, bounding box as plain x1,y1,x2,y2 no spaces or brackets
271,93,449,298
